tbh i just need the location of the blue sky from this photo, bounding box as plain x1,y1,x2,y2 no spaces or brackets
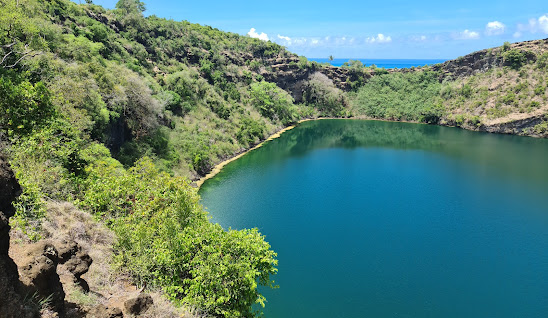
85,0,548,59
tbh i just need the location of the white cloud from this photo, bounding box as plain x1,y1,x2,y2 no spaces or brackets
516,14,548,35
277,34,291,42
485,21,505,36
539,15,548,33
247,28,269,41
513,31,522,38
455,29,480,40
276,34,292,45
366,34,392,43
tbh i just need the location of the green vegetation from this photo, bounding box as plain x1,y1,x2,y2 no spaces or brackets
503,49,526,70
250,81,297,125
352,43,548,131
2,0,548,315
82,157,277,316
0,0,336,315
352,71,444,122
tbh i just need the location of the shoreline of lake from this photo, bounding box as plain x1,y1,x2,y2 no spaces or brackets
194,114,546,189
194,117,427,188
195,118,313,188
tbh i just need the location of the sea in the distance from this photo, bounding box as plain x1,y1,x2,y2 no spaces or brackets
309,58,447,68
199,119,548,318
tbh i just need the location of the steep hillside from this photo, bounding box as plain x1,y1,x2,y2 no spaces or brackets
353,39,548,137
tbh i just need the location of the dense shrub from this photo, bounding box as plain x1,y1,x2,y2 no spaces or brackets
503,49,526,70
303,73,348,116
81,158,278,317
353,71,442,121
250,81,297,125
0,73,55,135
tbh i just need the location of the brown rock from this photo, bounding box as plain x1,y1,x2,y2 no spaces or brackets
0,154,35,318
87,305,124,318
19,242,65,313
55,236,80,264
123,293,153,315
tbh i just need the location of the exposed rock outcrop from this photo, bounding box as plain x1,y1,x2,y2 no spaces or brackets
433,38,547,79
18,242,66,313
0,154,35,318
479,114,548,137
16,237,94,314
87,305,124,318
123,294,153,316
263,57,370,102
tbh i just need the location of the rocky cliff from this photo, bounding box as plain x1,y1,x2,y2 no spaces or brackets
432,38,547,79
0,153,34,318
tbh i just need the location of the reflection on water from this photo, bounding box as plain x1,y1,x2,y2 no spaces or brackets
200,119,548,318
209,119,548,187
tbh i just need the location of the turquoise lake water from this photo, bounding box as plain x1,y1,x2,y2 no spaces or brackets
308,58,447,68
199,120,548,318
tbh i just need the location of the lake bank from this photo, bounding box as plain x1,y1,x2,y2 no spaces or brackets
194,113,547,188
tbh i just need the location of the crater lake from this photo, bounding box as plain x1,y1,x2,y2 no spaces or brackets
199,119,548,317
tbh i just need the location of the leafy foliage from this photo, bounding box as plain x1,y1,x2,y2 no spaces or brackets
353,71,443,121
503,49,526,70
2,0,298,315
0,72,55,135
81,158,277,317
250,81,297,125
303,73,349,117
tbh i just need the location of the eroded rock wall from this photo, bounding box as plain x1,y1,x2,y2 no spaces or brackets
0,153,35,318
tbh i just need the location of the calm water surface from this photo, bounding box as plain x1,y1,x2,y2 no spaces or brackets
199,120,548,318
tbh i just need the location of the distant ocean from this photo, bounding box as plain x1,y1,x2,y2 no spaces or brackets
308,58,447,69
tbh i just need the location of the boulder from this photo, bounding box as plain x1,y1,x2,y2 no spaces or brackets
18,242,65,313
123,293,153,315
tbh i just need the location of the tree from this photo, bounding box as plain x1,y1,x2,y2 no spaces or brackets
0,0,46,68
328,55,334,61
115,0,146,27
250,81,296,125
503,49,526,70
115,0,146,14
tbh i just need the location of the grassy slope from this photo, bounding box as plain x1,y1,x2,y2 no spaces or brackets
352,39,548,137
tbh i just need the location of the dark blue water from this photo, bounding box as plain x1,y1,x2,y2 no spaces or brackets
309,58,447,68
199,120,548,318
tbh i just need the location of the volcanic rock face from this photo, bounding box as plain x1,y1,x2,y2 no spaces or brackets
433,38,546,79
0,153,96,317
0,154,34,318
57,235,93,292
18,242,66,313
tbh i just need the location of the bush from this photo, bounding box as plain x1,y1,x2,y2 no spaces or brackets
250,81,296,125
236,117,266,146
0,74,55,135
81,158,278,317
503,49,526,70
536,52,548,69
353,71,442,121
461,84,472,97
303,73,348,116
